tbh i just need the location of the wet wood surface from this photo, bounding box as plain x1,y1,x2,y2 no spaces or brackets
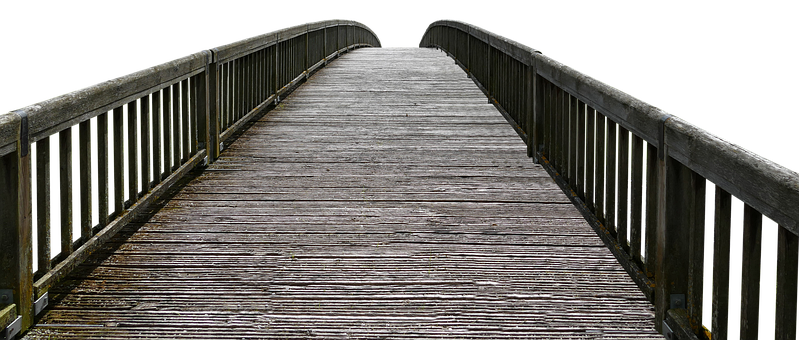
24,48,660,339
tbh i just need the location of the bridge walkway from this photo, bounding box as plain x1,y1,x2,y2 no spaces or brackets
23,48,661,339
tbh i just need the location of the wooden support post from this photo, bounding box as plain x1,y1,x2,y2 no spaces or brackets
206,53,219,163
654,148,705,334
525,62,535,160
0,113,33,330
775,226,798,340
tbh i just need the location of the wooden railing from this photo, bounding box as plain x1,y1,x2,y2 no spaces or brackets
421,20,799,340
0,20,379,337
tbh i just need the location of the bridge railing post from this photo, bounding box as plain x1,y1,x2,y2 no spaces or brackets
205,51,220,163
0,113,33,335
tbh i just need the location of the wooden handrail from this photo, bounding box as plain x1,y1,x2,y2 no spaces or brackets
421,19,798,340
0,20,379,337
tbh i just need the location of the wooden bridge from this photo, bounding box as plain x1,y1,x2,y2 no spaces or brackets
2,20,798,339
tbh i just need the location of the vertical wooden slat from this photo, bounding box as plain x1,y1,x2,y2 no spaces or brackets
644,143,658,278
740,204,762,339
97,113,108,227
617,126,629,250
113,107,124,215
712,186,732,340
595,112,605,225
574,97,583,197
605,119,617,233
162,86,172,176
59,128,73,255
139,95,150,193
172,83,180,170
563,95,585,187
181,78,190,163
36,137,50,273
630,135,644,264
78,120,92,239
127,101,138,205
151,91,162,185
687,170,706,334
585,106,595,212
190,76,198,155
776,226,798,340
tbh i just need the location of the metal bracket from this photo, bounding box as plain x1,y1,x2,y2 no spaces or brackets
670,293,685,310
0,290,12,305
0,316,21,340
662,319,676,340
34,292,48,315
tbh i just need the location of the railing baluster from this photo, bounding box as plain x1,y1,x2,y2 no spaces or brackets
644,143,658,278
113,107,124,215
595,112,605,225
181,79,190,163
617,126,629,250
162,86,172,176
740,204,762,339
152,91,162,185
569,95,578,191
59,128,73,256
585,106,595,213
140,95,150,193
630,135,643,265
36,137,50,273
606,119,617,234
97,113,109,227
712,186,732,340
190,76,198,155
127,101,138,205
79,120,92,240
576,99,585,199
172,83,180,170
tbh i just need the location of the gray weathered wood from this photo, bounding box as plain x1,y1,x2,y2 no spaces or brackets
775,226,798,340
23,48,659,340
35,137,50,274
740,204,762,339
79,120,92,240
58,128,72,256
712,187,732,340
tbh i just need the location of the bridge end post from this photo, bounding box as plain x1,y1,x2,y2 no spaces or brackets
654,128,707,337
0,112,33,334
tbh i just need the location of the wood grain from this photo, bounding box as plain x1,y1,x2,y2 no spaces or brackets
24,48,659,339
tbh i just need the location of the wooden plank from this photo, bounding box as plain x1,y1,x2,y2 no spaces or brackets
162,87,172,177
171,83,180,171
605,119,617,234
595,112,605,225
151,91,162,186
181,79,190,163
644,143,658,278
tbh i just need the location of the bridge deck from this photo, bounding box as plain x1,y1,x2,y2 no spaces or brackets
24,48,660,339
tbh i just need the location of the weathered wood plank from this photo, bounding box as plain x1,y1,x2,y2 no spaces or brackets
23,48,658,339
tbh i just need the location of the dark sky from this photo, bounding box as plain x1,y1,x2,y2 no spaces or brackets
0,7,799,168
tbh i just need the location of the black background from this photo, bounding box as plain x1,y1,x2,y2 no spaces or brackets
0,7,799,173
